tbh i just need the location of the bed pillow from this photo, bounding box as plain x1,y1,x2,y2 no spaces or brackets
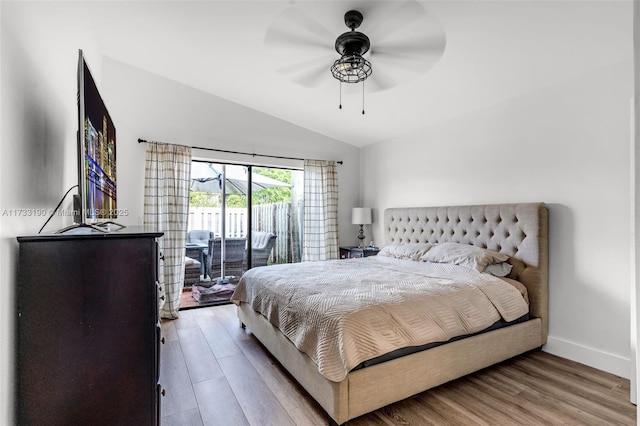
483,262,513,277
419,242,509,272
506,257,526,279
378,243,433,261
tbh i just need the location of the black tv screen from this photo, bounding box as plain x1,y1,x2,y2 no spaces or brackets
77,50,117,221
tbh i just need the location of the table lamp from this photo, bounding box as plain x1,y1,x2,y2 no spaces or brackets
352,207,372,248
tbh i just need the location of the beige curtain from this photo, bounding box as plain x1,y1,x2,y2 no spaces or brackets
144,142,192,319
302,159,339,261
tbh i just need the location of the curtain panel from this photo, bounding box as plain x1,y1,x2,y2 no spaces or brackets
144,142,192,319
302,159,339,261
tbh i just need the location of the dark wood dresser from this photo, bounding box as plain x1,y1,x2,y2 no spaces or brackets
16,228,163,425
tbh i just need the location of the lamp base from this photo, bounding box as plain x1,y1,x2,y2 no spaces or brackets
357,224,366,248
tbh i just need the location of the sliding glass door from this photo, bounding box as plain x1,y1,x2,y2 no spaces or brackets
188,161,303,281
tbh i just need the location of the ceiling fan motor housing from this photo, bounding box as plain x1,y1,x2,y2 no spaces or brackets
335,10,370,56
335,31,370,56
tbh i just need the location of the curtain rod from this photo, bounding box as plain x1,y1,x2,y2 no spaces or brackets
137,138,343,165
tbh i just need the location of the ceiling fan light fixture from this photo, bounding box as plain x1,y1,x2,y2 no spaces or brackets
330,54,372,83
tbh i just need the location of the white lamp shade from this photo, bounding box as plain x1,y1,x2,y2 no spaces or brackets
352,207,372,225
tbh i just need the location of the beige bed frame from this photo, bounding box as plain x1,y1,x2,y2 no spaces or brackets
237,203,548,424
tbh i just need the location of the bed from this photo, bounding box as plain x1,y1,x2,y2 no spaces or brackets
231,202,548,424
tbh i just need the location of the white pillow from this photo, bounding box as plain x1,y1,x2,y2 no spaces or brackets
378,243,433,261
420,242,509,272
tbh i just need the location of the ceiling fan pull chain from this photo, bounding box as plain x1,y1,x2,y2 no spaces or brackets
362,81,365,115
339,82,342,109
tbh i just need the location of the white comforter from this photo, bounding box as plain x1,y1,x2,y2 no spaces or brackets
231,256,529,382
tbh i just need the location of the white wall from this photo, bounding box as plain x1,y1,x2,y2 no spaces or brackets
361,58,633,377
0,2,104,423
632,0,640,405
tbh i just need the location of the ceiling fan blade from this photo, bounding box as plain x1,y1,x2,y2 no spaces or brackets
360,1,427,43
265,26,333,51
265,7,335,50
288,7,336,41
289,64,330,87
370,33,446,55
371,47,442,60
366,67,398,93
275,55,331,75
370,55,436,74
366,9,447,74
369,46,444,72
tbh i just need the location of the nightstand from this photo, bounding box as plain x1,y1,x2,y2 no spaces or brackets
340,246,380,259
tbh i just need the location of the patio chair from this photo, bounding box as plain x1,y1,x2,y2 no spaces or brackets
186,230,214,260
183,256,202,287
247,231,277,268
204,237,247,280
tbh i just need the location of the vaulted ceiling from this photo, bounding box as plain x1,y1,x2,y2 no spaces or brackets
84,0,629,147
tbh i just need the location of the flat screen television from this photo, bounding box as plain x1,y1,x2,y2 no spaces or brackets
64,50,123,232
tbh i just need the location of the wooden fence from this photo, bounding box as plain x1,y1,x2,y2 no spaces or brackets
188,207,246,238
188,202,301,264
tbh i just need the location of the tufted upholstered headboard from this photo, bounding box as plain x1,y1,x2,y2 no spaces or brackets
384,203,549,343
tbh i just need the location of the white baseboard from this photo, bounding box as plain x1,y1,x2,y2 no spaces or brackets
543,336,631,380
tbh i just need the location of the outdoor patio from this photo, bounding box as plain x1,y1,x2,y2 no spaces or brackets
181,162,303,309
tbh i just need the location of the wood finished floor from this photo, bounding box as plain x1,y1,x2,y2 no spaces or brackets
160,304,637,426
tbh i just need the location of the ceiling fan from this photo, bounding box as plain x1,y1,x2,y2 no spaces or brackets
264,1,446,94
